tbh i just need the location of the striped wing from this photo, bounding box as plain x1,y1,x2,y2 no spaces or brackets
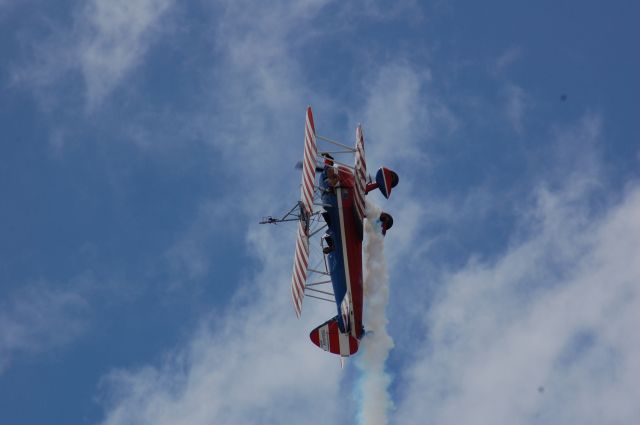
353,125,367,223
291,106,317,317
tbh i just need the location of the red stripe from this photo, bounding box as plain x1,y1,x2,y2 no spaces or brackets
291,277,302,305
304,126,313,144
349,336,359,354
296,238,306,265
292,280,303,307
303,176,314,200
303,150,315,177
292,278,303,303
306,107,315,134
304,137,313,160
303,161,314,188
291,107,319,318
301,192,312,216
291,278,302,301
302,154,313,177
294,251,306,278
302,172,314,203
305,127,315,156
302,157,315,208
305,124,314,142
301,115,317,214
295,233,308,266
293,253,306,287
292,282,303,305
294,255,307,284
354,127,367,221
294,274,303,291
294,243,308,278
303,146,314,173
329,327,339,353
294,256,307,286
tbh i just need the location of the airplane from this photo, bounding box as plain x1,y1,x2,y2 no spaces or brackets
260,106,398,358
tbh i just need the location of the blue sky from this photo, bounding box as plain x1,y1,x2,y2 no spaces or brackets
1,0,639,424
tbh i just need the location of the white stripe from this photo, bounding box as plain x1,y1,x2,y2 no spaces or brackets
338,331,350,356
291,220,309,317
319,324,330,351
354,126,366,221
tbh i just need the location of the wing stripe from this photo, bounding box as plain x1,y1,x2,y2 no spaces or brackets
354,125,367,222
291,107,317,317
293,222,306,308
300,110,317,216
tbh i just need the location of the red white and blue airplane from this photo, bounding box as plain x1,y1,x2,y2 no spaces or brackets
261,106,398,358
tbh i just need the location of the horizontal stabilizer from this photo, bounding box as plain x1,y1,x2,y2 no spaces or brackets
309,316,360,357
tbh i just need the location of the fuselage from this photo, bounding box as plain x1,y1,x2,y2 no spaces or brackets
320,165,364,340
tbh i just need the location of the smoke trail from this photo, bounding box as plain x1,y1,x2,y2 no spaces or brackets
357,200,394,425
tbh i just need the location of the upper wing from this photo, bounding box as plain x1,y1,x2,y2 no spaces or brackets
353,125,367,223
300,107,317,215
291,106,318,317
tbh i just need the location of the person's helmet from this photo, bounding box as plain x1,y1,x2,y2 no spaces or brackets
321,152,334,165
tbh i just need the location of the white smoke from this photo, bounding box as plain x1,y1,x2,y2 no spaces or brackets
357,200,395,425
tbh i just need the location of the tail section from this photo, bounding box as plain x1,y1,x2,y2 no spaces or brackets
309,316,360,357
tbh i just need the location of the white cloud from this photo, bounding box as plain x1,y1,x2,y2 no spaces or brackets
354,60,464,276
492,49,528,134
202,0,335,163
502,82,527,134
93,3,356,422
394,116,640,424
12,0,173,110
97,225,347,425
340,0,424,21
85,4,640,425
78,0,173,108
0,282,89,373
492,47,522,76
360,63,434,165
165,200,228,282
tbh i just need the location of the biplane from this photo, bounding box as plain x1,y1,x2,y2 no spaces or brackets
261,106,398,358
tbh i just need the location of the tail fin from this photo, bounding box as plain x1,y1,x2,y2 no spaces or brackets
309,316,360,356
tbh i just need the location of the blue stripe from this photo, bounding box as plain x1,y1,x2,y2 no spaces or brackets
320,170,349,333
